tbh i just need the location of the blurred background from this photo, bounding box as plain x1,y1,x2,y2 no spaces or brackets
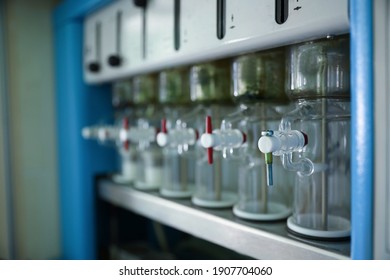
0,0,388,260
0,0,60,259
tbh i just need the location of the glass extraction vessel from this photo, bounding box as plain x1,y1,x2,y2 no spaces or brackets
82,80,136,184
202,49,293,221
112,80,137,183
190,60,239,208
126,74,163,191
258,36,351,239
156,67,194,198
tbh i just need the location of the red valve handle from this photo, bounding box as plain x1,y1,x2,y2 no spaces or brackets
161,118,167,133
195,129,199,140
206,115,213,164
123,118,129,150
301,131,308,146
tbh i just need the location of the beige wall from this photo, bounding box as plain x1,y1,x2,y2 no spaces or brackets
0,0,60,259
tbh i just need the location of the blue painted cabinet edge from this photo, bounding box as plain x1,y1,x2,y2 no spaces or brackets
350,0,374,260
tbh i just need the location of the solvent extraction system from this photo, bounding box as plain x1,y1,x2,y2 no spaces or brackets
53,0,390,260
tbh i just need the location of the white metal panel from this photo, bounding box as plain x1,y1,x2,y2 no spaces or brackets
101,1,143,76
224,0,348,47
146,0,175,60
85,0,143,83
84,10,104,82
83,0,349,84
224,0,272,42
102,5,118,67
180,0,221,52
122,0,143,67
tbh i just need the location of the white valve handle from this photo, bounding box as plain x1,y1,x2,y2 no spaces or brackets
119,128,129,142
157,118,169,147
156,132,169,147
82,127,93,139
200,129,245,150
258,130,307,155
157,128,198,147
200,133,216,148
81,126,117,142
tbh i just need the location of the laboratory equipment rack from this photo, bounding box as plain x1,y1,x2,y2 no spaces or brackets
98,178,350,260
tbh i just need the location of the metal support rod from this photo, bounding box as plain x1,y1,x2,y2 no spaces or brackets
180,155,188,191
213,154,222,200
262,164,269,213
260,104,269,213
213,107,222,200
321,98,328,230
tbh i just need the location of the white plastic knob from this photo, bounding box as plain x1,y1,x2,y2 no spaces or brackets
82,127,92,139
200,133,215,148
119,128,128,142
156,132,168,147
157,128,198,147
201,129,245,149
98,128,108,141
258,135,281,153
258,130,307,154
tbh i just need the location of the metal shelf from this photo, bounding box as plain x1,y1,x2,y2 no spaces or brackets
98,179,350,260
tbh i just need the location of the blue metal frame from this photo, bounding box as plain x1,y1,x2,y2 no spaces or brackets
350,0,374,259
54,0,116,259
